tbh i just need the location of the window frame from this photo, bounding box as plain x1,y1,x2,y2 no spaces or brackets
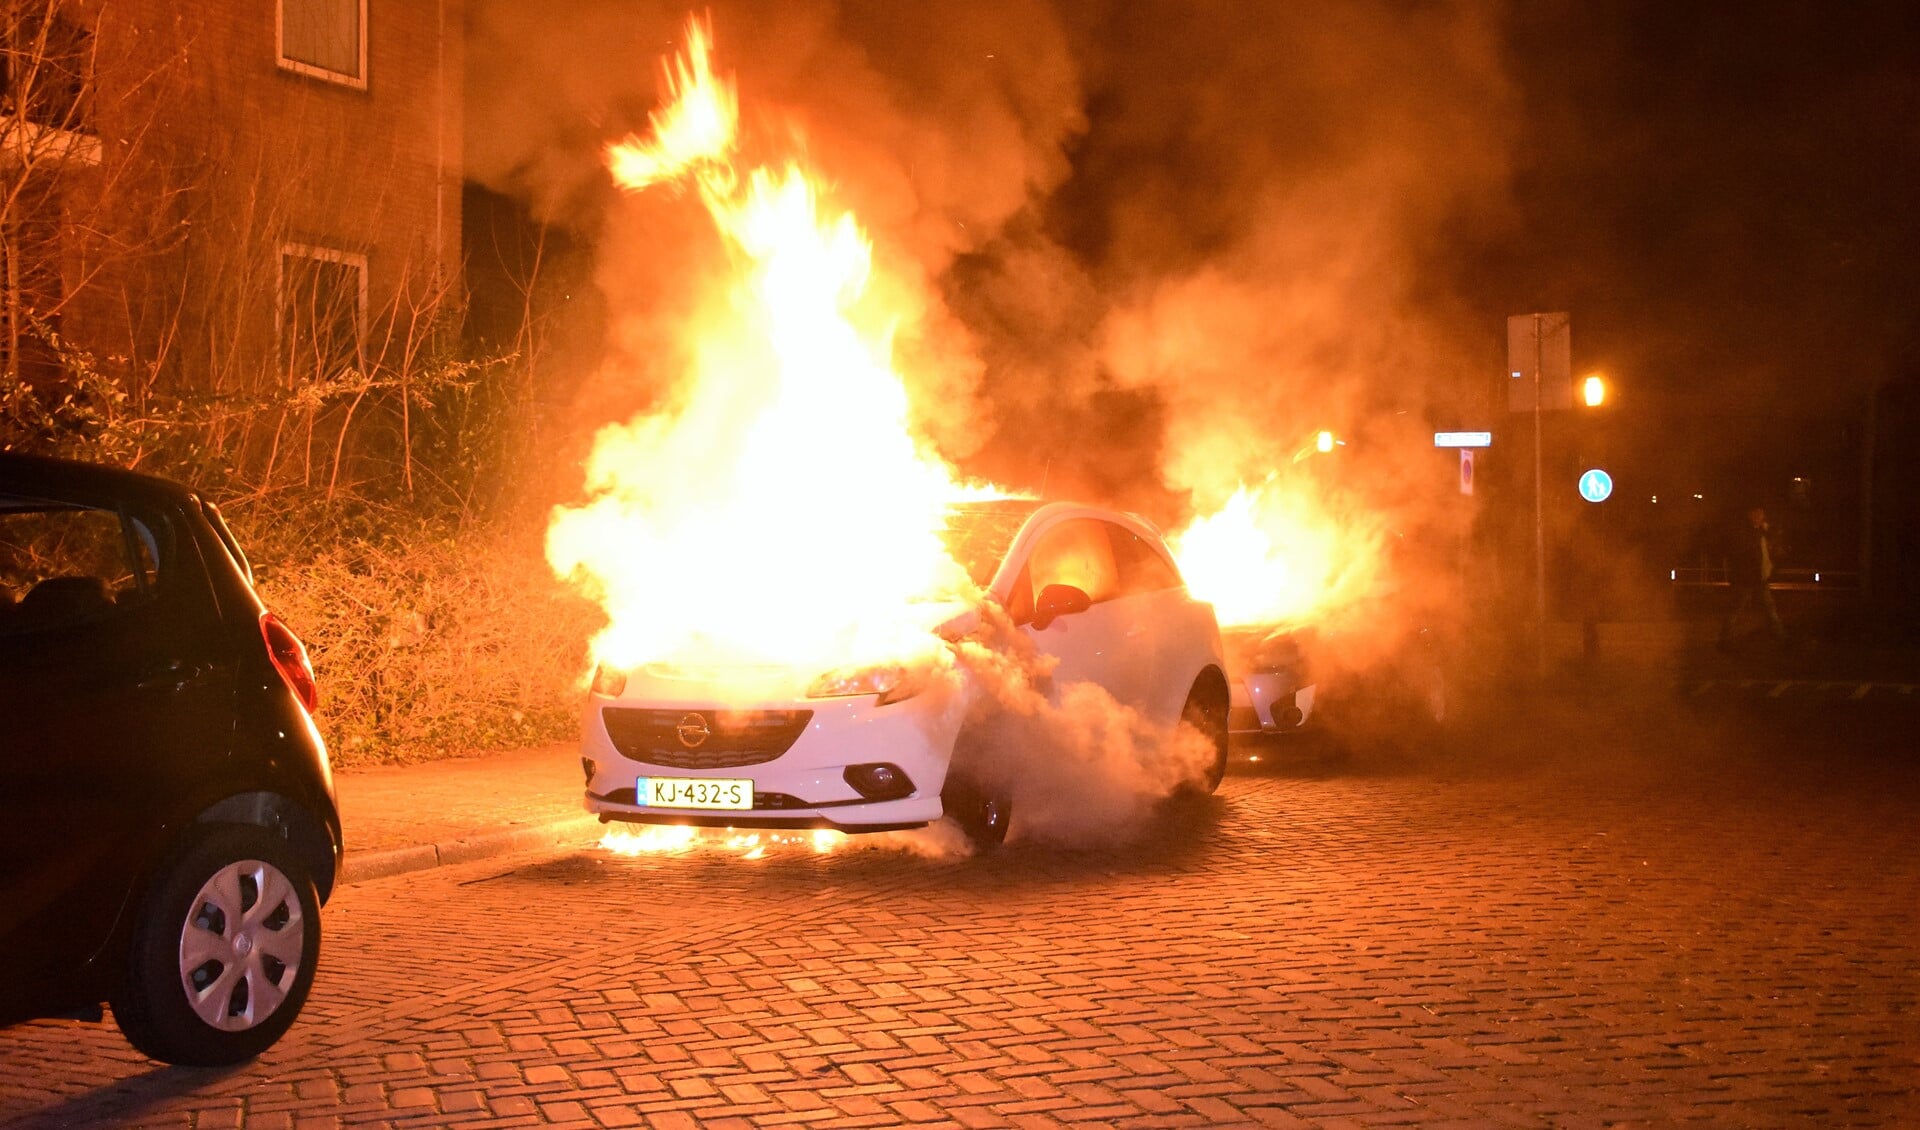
1107,523,1184,597
275,0,369,91
1020,517,1123,609
276,241,369,384
0,500,164,637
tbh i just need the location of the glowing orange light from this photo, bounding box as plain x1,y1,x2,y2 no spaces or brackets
1169,476,1383,630
1582,374,1606,407
1315,430,1335,453
549,15,1001,678
601,826,851,858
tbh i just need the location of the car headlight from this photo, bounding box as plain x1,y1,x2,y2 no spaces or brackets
589,665,628,697
806,662,927,706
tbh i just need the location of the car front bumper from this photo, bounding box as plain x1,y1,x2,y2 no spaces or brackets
580,672,968,833
1229,672,1316,735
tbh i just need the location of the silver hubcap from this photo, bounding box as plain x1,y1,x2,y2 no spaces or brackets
177,858,304,1031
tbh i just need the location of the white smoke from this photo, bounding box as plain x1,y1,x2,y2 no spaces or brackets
948,604,1218,848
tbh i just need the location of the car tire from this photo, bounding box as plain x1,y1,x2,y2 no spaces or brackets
1181,681,1230,795
942,773,1012,850
111,823,321,1066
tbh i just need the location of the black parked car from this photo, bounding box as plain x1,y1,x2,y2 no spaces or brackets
0,453,341,1066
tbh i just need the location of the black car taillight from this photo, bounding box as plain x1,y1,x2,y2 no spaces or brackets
260,612,319,713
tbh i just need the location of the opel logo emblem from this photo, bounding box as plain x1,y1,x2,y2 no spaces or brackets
676,712,711,748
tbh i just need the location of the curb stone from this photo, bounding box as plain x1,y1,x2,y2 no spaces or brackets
341,814,604,885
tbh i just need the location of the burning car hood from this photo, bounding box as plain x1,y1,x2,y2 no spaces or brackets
609,596,983,707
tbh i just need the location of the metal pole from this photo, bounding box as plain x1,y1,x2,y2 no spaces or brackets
1532,313,1546,677
1860,384,1877,602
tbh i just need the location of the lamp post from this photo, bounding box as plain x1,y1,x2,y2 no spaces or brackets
1577,373,1611,660
1507,312,1571,679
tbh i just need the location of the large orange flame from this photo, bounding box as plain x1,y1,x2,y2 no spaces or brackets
604,18,735,192
555,14,1384,677
1170,474,1383,631
549,16,994,676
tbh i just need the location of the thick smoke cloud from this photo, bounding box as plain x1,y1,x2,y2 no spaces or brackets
467,0,1085,458
953,3,1514,503
469,0,1515,511
949,606,1218,848
469,1,1525,749
936,3,1518,672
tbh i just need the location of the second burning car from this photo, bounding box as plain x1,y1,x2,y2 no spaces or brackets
578,500,1229,846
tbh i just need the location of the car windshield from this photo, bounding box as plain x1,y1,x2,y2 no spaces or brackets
940,499,1045,588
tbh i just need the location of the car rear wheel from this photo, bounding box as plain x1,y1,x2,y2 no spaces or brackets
1181,681,1230,795
942,773,1012,850
112,824,321,1066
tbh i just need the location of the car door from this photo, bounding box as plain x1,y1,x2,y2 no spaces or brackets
0,487,231,1019
1008,516,1150,708
1104,521,1205,728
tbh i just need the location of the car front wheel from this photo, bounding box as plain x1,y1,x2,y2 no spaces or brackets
1181,680,1230,794
112,823,321,1066
942,772,1012,850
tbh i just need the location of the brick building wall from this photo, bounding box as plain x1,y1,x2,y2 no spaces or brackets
4,0,463,479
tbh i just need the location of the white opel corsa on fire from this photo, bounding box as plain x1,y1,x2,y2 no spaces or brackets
578,500,1229,846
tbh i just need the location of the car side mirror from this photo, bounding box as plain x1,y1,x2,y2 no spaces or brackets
1031,583,1091,631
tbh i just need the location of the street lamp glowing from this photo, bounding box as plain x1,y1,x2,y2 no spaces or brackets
1582,374,1606,407
1315,430,1335,453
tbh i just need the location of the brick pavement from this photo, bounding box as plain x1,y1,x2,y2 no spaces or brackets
335,743,585,854
3,691,1918,1126
331,743,599,883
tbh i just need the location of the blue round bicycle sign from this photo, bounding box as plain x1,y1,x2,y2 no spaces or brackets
1579,468,1613,503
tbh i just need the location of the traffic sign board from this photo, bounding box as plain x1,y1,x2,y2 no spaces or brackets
1434,431,1493,448
1579,468,1613,503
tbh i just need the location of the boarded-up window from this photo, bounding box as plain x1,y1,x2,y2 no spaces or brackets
279,244,365,384
278,0,364,86
0,503,159,635
1,10,92,131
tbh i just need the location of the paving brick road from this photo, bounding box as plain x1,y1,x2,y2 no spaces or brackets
4,693,1918,1127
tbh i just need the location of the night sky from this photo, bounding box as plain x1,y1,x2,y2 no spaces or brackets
1460,0,1920,417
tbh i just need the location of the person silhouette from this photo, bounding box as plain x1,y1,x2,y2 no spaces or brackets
1718,506,1785,648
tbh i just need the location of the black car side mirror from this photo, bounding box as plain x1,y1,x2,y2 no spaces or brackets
1031,583,1092,631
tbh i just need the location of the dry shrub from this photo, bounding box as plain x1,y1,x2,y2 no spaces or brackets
254,528,600,767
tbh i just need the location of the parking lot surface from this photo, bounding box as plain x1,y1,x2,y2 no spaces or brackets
3,693,1917,1127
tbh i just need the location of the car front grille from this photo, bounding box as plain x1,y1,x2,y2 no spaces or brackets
601,708,812,769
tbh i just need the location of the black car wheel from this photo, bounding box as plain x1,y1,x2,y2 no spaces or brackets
942,772,1012,850
112,824,321,1066
1181,680,1231,795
